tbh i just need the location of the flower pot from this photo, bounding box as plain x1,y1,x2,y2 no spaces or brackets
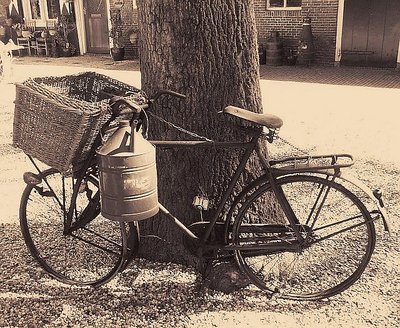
286,55,297,66
110,47,125,61
61,47,72,57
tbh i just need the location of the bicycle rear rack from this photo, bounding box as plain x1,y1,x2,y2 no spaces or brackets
269,154,354,174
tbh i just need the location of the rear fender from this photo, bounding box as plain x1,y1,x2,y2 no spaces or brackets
338,172,391,234
274,169,391,234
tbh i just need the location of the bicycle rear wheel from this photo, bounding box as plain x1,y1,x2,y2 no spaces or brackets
20,168,138,287
232,174,376,300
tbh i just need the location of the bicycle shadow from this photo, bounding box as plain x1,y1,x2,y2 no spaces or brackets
0,228,331,327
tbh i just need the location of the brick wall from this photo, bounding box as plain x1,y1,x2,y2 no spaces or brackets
123,1,340,63
254,0,339,66
121,5,139,59
109,1,139,59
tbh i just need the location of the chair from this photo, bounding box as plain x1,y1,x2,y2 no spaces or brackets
16,21,37,56
36,36,49,56
36,21,56,56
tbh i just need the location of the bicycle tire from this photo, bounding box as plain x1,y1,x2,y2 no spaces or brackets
20,168,139,287
232,174,376,300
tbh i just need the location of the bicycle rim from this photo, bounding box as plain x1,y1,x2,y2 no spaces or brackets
19,168,134,287
233,174,376,300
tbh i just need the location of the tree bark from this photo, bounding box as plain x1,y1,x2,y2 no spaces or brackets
136,0,264,282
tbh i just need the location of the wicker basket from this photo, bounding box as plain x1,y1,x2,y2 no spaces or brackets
13,72,141,175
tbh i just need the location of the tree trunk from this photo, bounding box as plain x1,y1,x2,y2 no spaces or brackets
136,0,264,285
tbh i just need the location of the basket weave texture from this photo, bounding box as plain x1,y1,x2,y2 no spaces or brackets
13,72,141,174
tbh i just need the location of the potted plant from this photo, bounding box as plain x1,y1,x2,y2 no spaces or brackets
12,23,23,37
6,18,13,27
54,14,76,56
109,9,124,61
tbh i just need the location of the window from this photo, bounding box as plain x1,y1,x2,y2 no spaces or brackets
29,0,41,19
268,0,302,9
23,0,61,22
47,0,61,19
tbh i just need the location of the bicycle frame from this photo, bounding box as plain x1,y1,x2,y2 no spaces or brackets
148,136,260,246
146,133,321,251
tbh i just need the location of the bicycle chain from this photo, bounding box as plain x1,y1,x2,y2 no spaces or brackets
148,111,214,143
147,110,311,156
275,135,312,156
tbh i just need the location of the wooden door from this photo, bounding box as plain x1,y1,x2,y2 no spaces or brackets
84,0,109,53
341,0,400,68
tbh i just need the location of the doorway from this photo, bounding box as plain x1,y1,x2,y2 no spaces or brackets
341,0,400,68
83,0,109,53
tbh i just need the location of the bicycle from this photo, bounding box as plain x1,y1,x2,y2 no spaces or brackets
18,88,390,301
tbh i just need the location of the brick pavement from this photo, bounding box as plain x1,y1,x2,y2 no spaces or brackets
259,65,400,89
13,54,400,89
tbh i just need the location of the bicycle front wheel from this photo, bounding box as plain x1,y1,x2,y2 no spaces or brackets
232,174,376,300
20,168,137,287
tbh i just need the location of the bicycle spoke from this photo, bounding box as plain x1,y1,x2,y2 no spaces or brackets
70,231,122,257
20,169,132,286
233,175,375,300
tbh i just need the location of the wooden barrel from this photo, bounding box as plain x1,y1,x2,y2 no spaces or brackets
266,31,283,66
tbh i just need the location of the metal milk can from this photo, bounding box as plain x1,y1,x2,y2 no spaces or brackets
96,120,159,221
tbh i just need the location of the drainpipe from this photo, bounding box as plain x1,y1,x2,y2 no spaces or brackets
397,40,400,70
334,0,345,67
75,0,86,54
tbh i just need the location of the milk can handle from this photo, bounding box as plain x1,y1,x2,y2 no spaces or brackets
130,120,138,153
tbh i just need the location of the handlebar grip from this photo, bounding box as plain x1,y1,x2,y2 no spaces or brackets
163,90,186,99
151,90,187,101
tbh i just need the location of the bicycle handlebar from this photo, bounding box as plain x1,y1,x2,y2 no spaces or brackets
107,89,186,116
150,90,187,102
109,96,148,115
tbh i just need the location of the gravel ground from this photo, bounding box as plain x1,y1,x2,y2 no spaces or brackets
0,66,399,327
0,210,399,328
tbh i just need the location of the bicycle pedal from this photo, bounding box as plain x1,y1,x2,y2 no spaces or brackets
23,172,42,185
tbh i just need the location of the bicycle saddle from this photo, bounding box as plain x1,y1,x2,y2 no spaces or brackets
224,106,283,129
